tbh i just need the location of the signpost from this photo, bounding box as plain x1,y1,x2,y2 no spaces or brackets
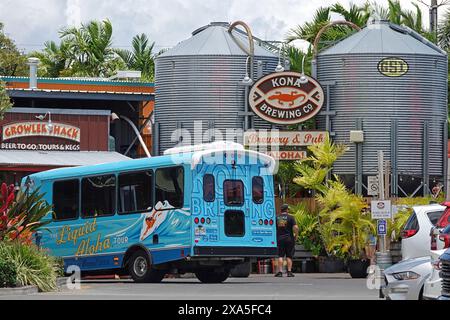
370,200,392,219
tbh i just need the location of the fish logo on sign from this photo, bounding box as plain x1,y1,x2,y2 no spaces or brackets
248,71,325,125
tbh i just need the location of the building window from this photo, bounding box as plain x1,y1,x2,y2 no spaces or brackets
224,180,244,206
155,167,184,209
53,180,79,221
203,174,215,202
81,175,116,218
252,176,264,204
118,171,153,214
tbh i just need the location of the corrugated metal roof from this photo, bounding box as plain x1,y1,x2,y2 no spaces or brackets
159,22,277,57
0,151,130,167
6,88,154,96
319,20,446,56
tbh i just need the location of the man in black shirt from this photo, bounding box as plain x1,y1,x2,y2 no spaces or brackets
275,204,299,277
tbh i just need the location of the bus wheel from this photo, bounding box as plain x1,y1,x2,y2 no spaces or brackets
128,251,165,283
195,269,230,283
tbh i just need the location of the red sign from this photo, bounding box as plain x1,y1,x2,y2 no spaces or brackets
248,72,325,125
263,150,307,160
2,122,80,142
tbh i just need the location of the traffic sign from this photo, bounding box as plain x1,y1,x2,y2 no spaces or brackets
371,200,392,219
367,176,379,196
377,220,387,236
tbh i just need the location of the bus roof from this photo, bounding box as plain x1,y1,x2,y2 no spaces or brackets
25,145,276,183
27,152,194,182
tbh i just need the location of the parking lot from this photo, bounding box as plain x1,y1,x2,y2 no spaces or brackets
0,273,380,300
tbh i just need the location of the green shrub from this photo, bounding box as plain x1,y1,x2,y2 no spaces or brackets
0,242,58,292
0,257,17,288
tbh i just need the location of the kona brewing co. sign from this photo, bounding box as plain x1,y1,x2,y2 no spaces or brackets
248,71,325,125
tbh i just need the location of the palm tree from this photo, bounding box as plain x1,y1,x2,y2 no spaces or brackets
60,19,123,77
438,8,450,50
115,33,156,81
30,40,72,77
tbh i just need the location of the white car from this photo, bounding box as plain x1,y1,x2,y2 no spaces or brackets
381,256,431,300
401,204,446,260
423,249,447,300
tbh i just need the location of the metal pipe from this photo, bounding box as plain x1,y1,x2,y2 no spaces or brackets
120,115,151,158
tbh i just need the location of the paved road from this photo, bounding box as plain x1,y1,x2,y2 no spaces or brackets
0,273,380,300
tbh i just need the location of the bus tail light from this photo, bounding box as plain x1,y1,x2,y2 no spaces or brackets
194,217,199,224
269,219,274,226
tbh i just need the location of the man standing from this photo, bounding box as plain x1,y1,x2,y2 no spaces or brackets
275,204,299,277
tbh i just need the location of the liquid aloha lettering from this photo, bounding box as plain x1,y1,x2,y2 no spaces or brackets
56,218,111,256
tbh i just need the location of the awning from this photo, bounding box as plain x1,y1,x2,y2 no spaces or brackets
0,151,131,169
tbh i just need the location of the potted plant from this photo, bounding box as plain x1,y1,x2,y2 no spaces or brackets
291,203,322,272
316,180,375,278
292,137,347,273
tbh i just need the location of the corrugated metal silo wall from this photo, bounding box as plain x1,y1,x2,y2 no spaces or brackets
155,55,278,153
316,54,447,176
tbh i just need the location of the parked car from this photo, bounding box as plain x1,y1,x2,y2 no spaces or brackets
431,224,450,251
401,204,446,260
438,248,450,300
381,256,431,300
423,249,446,300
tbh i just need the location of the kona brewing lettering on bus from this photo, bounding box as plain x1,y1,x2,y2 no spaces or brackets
248,71,325,125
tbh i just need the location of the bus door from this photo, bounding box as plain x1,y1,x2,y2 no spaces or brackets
192,150,252,247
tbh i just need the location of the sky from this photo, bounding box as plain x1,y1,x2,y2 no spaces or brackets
0,0,446,53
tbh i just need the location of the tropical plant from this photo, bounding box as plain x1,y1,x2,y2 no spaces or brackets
0,256,17,287
115,33,157,81
59,19,125,77
293,136,346,194
0,22,28,76
0,80,12,119
0,183,53,243
276,161,302,199
0,242,59,291
291,202,322,256
316,179,375,259
30,40,73,77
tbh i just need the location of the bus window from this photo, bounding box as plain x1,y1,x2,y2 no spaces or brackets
81,175,116,218
252,176,264,204
53,179,79,221
118,170,153,214
224,180,244,206
203,174,215,202
155,166,184,209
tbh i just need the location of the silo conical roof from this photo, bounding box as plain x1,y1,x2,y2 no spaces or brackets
318,20,446,56
159,22,277,57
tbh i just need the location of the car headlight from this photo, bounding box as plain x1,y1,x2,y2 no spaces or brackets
391,271,420,281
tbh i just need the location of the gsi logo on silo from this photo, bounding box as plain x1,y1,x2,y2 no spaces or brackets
248,71,325,125
377,57,409,77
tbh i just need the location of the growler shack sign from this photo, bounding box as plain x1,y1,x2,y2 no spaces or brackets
2,122,80,142
1,121,81,151
248,71,325,125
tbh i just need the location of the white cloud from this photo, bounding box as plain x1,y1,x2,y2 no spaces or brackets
0,0,441,53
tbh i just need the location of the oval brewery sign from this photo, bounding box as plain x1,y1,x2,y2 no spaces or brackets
377,57,409,77
248,71,325,125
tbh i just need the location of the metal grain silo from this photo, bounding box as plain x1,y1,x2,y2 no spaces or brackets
316,20,448,196
154,22,279,154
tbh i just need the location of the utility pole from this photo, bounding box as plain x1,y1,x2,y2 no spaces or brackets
378,151,386,254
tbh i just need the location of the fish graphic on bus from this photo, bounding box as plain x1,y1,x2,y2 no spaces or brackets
140,201,173,241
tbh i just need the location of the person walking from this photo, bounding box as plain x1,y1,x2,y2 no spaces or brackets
275,204,299,277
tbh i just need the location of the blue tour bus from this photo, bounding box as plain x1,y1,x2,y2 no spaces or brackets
23,142,278,283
